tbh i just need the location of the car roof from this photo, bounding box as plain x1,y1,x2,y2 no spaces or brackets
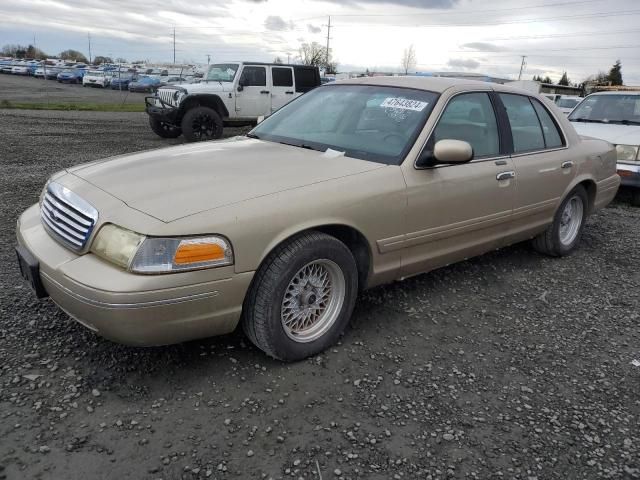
588,90,640,96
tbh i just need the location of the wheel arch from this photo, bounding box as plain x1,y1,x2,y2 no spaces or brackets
178,94,229,121
253,223,373,292
566,175,597,214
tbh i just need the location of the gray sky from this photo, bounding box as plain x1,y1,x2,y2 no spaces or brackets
1,0,638,84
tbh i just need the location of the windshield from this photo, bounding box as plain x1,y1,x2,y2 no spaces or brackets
557,98,580,109
569,94,640,124
251,84,438,164
206,63,239,82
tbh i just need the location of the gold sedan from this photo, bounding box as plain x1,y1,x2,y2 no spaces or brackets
16,77,620,361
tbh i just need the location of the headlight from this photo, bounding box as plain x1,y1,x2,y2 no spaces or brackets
90,224,233,274
616,144,639,162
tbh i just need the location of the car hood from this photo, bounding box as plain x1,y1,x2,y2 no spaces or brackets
67,137,385,222
570,121,640,145
168,82,230,94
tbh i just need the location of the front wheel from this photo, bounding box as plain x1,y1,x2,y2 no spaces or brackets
149,117,182,139
242,231,358,361
532,185,588,256
181,106,223,142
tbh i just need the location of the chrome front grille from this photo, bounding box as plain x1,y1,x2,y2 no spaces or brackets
40,182,98,251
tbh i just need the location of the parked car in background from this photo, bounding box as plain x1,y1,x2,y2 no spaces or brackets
569,91,640,205
160,75,189,86
146,62,321,141
17,77,619,360
556,95,582,115
11,64,30,75
34,66,47,78
110,73,137,90
57,69,85,84
129,76,162,93
45,67,63,80
83,70,111,88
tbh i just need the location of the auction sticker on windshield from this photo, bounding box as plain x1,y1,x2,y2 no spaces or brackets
380,98,429,111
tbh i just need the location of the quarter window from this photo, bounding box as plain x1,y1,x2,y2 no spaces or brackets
531,99,565,148
272,67,293,87
499,94,545,152
433,92,500,158
240,66,266,87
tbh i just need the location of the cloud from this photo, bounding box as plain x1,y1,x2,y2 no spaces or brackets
460,42,506,52
329,0,459,7
264,15,293,31
307,24,321,34
447,58,480,69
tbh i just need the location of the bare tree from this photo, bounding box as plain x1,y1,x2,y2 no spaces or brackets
401,45,416,75
299,42,326,67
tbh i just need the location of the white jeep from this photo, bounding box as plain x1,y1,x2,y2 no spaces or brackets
145,62,321,142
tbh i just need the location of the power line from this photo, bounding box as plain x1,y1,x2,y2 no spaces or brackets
454,44,640,54
482,27,640,42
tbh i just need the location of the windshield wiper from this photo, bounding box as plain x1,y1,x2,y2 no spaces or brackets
570,118,603,123
614,119,640,126
246,132,260,139
278,141,320,151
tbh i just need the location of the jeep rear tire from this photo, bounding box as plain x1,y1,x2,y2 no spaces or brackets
181,106,224,142
149,117,182,139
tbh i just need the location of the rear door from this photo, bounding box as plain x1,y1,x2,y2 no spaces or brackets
270,66,295,112
497,93,576,233
235,65,271,118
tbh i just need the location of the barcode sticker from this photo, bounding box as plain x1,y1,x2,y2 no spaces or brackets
380,98,429,111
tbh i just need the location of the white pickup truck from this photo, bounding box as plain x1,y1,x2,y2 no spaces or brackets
145,62,321,141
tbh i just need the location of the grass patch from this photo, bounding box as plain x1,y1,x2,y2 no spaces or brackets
0,100,146,112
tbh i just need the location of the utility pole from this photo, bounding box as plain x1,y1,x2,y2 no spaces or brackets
88,32,92,64
325,16,331,72
206,54,211,64
517,55,527,80
172,28,176,64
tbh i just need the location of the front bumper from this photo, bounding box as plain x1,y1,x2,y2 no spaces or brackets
16,204,253,346
145,95,179,124
617,163,640,188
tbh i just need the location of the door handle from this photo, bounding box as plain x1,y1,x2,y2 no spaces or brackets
561,161,574,169
260,90,270,94
285,91,294,94
496,171,515,181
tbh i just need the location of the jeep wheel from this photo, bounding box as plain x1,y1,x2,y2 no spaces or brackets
181,106,223,142
149,117,182,139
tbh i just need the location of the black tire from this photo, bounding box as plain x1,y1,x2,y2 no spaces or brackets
532,185,588,257
181,106,224,142
631,189,640,207
242,231,358,361
148,117,182,139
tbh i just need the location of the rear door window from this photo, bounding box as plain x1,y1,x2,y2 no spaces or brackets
499,94,545,152
531,99,565,148
272,67,293,87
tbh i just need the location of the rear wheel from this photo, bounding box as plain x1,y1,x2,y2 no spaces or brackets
242,231,358,361
181,106,223,142
532,185,588,256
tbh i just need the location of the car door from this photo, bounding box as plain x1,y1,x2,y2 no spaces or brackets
270,66,295,113
497,93,576,233
235,65,271,118
399,91,516,278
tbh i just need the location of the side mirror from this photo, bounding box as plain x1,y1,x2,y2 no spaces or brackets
416,139,474,167
237,79,245,92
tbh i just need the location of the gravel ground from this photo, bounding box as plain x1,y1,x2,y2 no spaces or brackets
0,108,639,480
0,73,148,105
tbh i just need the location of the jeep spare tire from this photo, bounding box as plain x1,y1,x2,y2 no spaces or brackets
181,106,223,142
